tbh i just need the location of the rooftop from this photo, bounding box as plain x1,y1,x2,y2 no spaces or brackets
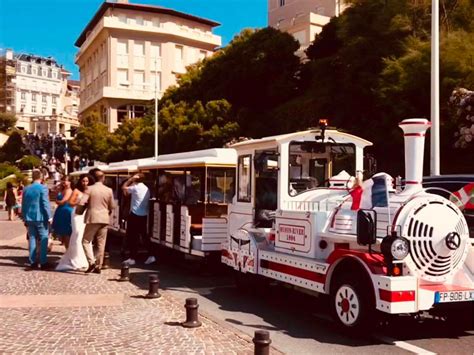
14,54,61,67
75,1,221,47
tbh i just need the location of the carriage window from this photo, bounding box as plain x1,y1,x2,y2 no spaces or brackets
207,168,235,203
289,142,355,196
185,169,204,205
238,155,252,202
157,172,174,203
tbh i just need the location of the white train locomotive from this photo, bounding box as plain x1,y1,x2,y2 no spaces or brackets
86,118,472,329
221,118,473,328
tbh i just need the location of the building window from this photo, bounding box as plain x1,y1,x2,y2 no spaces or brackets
52,108,56,115
20,91,26,101
32,92,37,102
150,43,161,58
280,0,285,6
117,69,129,86
42,95,47,103
117,39,128,55
135,16,144,25
31,106,36,113
152,17,160,27
42,68,48,77
133,41,145,56
32,67,37,75
133,70,144,90
175,45,184,61
117,105,129,123
42,106,46,114
21,65,26,74
20,104,25,113
118,14,127,24
52,96,57,105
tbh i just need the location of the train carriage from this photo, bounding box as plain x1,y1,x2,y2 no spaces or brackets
140,148,236,257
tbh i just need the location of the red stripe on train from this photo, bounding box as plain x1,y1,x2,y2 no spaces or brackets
260,260,326,283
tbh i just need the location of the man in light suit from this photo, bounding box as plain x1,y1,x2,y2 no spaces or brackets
82,170,114,274
21,169,52,269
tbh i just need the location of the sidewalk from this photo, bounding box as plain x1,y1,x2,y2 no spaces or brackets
0,212,259,354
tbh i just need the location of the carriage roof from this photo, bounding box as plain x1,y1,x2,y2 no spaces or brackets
230,129,373,149
139,148,236,170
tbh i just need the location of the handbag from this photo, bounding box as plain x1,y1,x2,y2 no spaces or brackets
75,203,87,215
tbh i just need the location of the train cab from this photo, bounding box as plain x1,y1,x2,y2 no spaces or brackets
140,149,236,257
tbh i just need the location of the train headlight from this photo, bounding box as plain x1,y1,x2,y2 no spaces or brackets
390,237,409,260
381,232,410,261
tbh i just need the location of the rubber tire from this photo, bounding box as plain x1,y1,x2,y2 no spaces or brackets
330,273,376,332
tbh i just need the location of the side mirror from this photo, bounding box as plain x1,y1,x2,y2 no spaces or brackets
357,209,377,246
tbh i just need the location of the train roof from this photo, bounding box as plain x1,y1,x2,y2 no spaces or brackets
139,148,236,169
230,129,373,149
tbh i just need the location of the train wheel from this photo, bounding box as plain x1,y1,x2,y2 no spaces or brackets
330,274,375,330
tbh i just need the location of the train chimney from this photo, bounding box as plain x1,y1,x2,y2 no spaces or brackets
399,118,432,193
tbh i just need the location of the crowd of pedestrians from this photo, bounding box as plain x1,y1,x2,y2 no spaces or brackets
6,167,156,271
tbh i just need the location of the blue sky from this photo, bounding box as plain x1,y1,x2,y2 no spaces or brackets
0,0,268,80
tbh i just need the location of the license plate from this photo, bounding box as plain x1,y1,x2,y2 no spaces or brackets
435,290,474,303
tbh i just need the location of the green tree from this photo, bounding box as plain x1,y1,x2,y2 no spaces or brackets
297,0,474,174
18,155,42,170
106,99,238,161
0,113,17,132
70,115,111,162
165,27,300,137
0,131,25,163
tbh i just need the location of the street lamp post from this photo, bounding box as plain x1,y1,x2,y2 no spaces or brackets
430,0,440,176
154,55,159,160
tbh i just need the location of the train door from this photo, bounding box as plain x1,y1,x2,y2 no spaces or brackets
254,149,279,228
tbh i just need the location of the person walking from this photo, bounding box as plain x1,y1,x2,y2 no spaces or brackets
56,174,94,271
122,173,155,265
82,170,114,274
51,176,74,248
21,170,52,269
3,182,18,221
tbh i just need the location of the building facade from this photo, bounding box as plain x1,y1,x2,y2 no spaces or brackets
0,49,80,138
268,0,347,52
75,0,221,131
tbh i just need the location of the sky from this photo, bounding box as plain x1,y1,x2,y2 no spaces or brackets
0,0,268,80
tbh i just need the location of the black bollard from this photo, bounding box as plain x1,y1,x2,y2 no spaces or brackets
145,274,161,299
102,252,110,269
253,330,271,355
118,262,130,282
182,298,202,328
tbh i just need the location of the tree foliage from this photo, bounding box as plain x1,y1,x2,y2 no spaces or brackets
18,155,42,170
106,99,238,161
0,113,17,133
0,131,25,163
70,115,111,162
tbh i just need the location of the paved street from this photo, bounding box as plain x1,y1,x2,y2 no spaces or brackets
0,212,263,354
1,211,473,354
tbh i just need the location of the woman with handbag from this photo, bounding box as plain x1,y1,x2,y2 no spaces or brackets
56,174,94,271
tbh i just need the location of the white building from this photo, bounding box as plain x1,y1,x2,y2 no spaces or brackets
75,0,222,131
1,51,81,138
268,0,347,53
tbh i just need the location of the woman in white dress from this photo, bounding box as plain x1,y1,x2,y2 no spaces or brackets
56,174,94,271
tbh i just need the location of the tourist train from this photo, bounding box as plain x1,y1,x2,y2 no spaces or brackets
74,119,474,329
